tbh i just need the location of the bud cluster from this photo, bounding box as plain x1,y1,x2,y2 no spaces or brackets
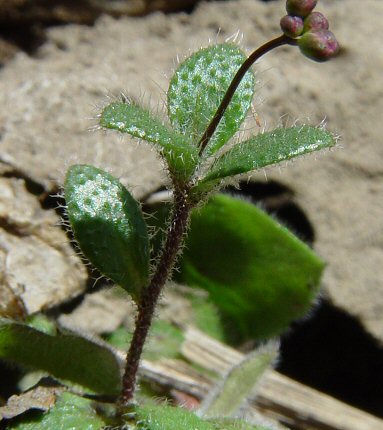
280,0,339,62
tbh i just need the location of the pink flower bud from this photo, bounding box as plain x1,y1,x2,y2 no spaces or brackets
280,15,304,38
298,30,339,62
286,0,318,18
303,11,329,32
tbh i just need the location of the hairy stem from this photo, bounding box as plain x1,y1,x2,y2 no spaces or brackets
198,34,297,155
119,186,192,408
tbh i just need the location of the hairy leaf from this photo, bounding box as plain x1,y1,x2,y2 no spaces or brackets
209,418,272,430
136,404,271,430
100,101,198,180
0,319,121,395
167,43,255,156
188,295,225,342
65,165,149,302
200,344,277,417
179,194,324,341
105,320,184,361
136,404,216,430
201,125,336,184
9,392,105,430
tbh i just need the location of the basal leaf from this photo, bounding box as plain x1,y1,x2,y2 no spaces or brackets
201,125,336,184
9,392,105,430
26,314,56,335
200,344,277,418
167,43,255,156
105,320,184,361
188,295,225,342
136,404,271,430
100,101,198,180
209,418,272,430
0,319,121,395
136,404,215,430
65,165,149,303
179,194,324,342
144,193,324,342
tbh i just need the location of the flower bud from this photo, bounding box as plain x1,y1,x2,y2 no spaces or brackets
280,15,304,38
286,0,317,18
303,11,329,32
298,30,339,62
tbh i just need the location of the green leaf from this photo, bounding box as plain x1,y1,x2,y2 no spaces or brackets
9,392,105,430
136,404,216,430
188,295,225,342
26,315,56,335
105,320,184,361
136,405,271,430
0,319,121,395
167,43,255,156
209,418,272,430
65,165,149,303
100,101,198,180
145,320,184,361
179,194,324,342
200,344,277,418
201,125,336,184
141,201,226,341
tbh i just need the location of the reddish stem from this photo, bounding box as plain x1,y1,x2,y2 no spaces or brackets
119,186,192,407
